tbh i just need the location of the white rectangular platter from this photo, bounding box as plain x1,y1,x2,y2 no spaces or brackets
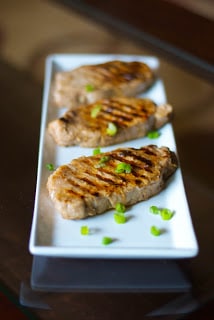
29,54,198,259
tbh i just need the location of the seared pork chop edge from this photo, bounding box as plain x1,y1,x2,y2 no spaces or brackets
52,60,156,108
48,97,173,147
47,145,178,220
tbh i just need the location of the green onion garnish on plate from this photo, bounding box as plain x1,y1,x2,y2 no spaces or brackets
150,225,161,236
150,205,160,215
93,147,102,155
147,130,160,139
102,236,113,245
106,122,117,136
46,163,55,171
85,84,94,92
100,155,110,163
95,155,110,168
115,202,126,214
160,208,174,220
80,225,89,235
114,213,127,224
149,205,174,220
115,162,132,174
91,104,102,118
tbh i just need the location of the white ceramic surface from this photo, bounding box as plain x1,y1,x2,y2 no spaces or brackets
29,54,198,258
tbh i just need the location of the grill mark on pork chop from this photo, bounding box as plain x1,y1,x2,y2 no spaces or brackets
48,97,171,147
47,145,178,219
68,149,156,189
111,148,153,166
52,60,155,108
109,154,153,174
94,99,152,126
57,165,104,198
99,101,134,123
70,157,128,188
90,98,154,124
77,157,128,185
64,152,152,197
87,61,151,84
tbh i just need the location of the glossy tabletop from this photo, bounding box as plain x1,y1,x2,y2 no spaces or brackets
58,0,214,82
0,1,214,319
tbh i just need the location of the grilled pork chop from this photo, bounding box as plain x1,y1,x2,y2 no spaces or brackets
48,97,173,147
52,60,155,108
47,145,178,220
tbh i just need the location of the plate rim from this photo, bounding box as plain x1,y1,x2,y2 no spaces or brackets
29,53,198,259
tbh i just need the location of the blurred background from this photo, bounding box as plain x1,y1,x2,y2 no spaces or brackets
0,0,213,84
0,0,213,165
0,1,213,319
0,0,213,188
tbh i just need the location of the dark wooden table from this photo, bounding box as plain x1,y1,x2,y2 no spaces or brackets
58,0,214,82
0,2,214,318
0,54,214,319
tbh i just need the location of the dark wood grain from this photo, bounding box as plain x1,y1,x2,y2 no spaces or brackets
57,0,214,81
0,58,214,319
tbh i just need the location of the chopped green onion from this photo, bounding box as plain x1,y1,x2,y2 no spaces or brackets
114,213,127,224
91,104,102,118
102,236,113,245
115,202,126,213
46,163,55,171
150,205,160,215
150,225,161,236
115,162,132,174
149,205,174,220
160,208,174,220
80,225,89,235
95,157,110,168
106,122,117,136
93,147,102,155
147,130,161,139
95,155,110,168
85,84,94,92
100,155,110,163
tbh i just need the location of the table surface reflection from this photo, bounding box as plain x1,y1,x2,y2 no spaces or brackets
0,1,214,319
58,0,214,81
